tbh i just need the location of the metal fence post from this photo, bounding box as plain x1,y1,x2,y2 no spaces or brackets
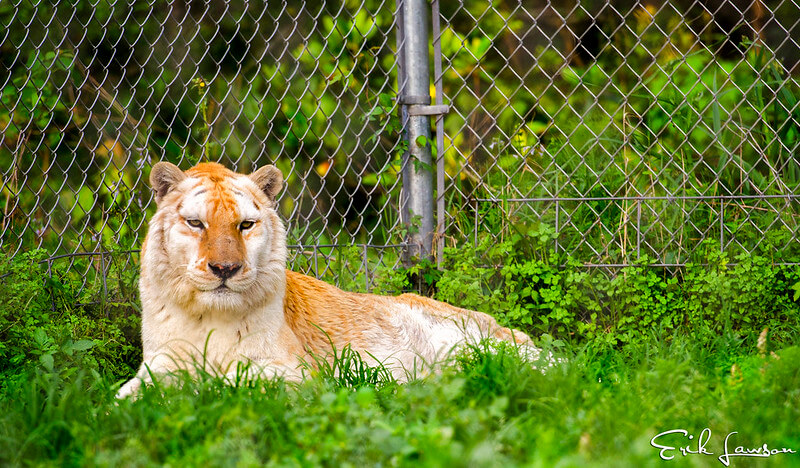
397,0,435,263
431,0,445,267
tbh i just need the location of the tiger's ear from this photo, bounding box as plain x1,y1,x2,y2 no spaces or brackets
249,164,283,202
150,162,187,204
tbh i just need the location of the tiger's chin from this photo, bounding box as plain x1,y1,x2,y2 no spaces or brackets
192,288,251,314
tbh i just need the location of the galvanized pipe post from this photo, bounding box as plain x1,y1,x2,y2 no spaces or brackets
397,0,435,263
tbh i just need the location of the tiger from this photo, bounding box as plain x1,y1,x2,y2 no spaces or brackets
116,162,541,398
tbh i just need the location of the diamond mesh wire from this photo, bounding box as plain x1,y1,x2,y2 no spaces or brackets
435,0,800,267
2,0,800,298
1,0,406,291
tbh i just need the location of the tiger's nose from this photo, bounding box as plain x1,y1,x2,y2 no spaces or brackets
208,262,242,280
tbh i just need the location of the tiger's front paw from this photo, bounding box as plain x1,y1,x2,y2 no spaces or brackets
116,377,143,399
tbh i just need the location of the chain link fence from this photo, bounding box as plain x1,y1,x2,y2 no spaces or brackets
435,0,800,269
2,1,800,297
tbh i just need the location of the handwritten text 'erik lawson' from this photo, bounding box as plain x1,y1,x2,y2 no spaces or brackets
650,428,796,466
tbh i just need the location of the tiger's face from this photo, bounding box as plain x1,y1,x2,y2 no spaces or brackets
143,162,287,314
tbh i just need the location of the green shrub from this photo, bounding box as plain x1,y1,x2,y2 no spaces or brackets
380,235,800,350
0,250,141,385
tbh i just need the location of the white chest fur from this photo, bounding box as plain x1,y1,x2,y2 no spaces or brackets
140,300,290,374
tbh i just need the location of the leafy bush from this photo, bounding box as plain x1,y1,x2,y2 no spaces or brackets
376,234,800,349
0,250,141,385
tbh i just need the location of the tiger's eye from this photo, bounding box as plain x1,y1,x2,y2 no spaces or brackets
239,220,255,231
187,219,204,229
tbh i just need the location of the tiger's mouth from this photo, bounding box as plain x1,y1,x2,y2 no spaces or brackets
187,270,258,295
209,280,252,294
191,279,232,292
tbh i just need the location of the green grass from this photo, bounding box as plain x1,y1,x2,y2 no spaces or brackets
3,247,799,466
2,335,798,467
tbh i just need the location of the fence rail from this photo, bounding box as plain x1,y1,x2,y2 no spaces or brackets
2,0,800,291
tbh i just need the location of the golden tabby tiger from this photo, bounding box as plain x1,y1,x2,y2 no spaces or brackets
117,162,539,397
